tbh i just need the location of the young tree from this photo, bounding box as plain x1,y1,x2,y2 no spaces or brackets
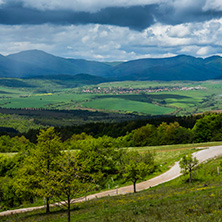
50,151,93,222
179,154,198,183
122,151,154,193
34,127,63,214
14,127,62,214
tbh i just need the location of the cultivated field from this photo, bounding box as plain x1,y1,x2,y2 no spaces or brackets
0,79,221,116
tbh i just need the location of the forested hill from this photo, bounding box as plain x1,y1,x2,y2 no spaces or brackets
1,50,222,81
3,50,111,78
105,55,222,81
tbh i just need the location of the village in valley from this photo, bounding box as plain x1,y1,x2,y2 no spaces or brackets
81,85,207,95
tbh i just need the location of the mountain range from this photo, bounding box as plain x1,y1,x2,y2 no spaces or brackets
0,50,222,81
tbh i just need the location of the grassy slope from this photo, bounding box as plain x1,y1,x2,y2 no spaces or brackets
2,150,222,222
82,97,175,115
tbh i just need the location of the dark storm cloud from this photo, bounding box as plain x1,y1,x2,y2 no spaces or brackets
0,1,222,30
0,3,157,30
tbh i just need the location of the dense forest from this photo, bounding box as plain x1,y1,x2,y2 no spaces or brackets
0,113,221,152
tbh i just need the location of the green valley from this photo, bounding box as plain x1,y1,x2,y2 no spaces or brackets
0,78,221,118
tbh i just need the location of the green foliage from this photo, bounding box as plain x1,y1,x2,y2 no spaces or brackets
0,151,29,209
65,132,93,150
0,79,35,88
192,113,222,142
77,136,121,187
0,113,43,133
34,127,63,213
51,152,91,199
0,135,14,152
133,124,157,146
0,177,21,210
130,121,192,147
13,127,63,214
122,151,155,192
50,151,93,222
0,135,33,153
157,122,192,145
13,151,40,203
179,154,198,183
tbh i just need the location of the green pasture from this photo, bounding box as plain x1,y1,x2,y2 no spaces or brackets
0,79,221,115
85,80,222,115
82,97,175,115
0,93,93,109
0,86,25,95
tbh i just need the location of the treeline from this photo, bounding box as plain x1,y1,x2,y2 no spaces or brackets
0,107,146,133
22,114,201,143
0,110,205,142
54,114,200,141
0,113,222,153
65,113,222,149
0,128,154,222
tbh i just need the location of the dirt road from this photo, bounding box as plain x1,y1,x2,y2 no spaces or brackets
1,145,222,216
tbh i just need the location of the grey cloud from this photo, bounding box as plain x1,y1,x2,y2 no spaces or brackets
1,1,222,31
0,3,158,30
155,1,222,26
14,0,165,12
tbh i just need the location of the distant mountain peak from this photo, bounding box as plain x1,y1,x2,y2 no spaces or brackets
7,49,58,60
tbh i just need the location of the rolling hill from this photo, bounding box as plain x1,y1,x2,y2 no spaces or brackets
106,55,222,81
0,50,222,81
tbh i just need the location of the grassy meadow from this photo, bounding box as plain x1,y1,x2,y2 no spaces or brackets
82,97,175,115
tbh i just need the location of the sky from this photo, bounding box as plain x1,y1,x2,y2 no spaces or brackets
1,0,222,61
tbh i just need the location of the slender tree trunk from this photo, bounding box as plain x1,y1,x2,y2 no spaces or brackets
46,197,50,214
68,195,70,222
189,169,192,184
133,181,137,193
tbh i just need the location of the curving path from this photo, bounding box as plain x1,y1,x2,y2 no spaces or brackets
1,145,222,217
